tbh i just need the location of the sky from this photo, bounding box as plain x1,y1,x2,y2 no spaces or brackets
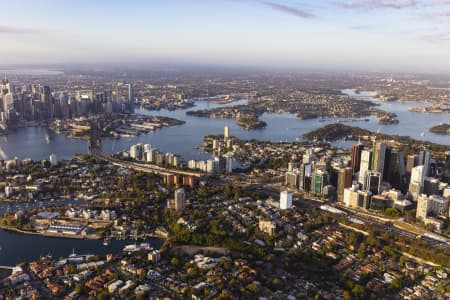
1,0,450,73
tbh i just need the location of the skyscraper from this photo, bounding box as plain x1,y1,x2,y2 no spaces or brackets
351,143,364,173
385,148,406,191
372,142,387,178
364,171,381,195
337,167,353,202
418,149,431,177
358,149,372,184
406,154,419,174
311,170,328,195
224,125,229,141
128,83,133,102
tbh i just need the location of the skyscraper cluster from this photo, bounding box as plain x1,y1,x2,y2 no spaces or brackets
0,76,133,125
284,141,449,230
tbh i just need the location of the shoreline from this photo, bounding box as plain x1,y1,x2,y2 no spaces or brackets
0,225,101,240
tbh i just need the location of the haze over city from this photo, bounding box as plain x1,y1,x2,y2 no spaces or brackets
1,0,450,73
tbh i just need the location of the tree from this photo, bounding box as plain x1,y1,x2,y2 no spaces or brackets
391,278,403,290
352,284,366,298
343,290,352,300
171,257,180,266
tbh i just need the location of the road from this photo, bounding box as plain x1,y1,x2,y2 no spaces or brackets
91,150,203,178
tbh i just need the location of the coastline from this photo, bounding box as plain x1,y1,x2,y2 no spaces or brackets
0,225,101,240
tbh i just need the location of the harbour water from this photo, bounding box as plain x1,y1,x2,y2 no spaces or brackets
0,95,448,163
0,200,163,266
0,229,163,266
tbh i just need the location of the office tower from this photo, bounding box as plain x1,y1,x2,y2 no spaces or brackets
128,83,133,102
357,190,372,209
311,170,328,195
408,165,424,200
423,177,439,196
372,142,387,178
224,125,229,141
358,150,372,184
370,195,390,211
174,188,185,211
351,143,364,173
385,148,406,191
280,190,293,210
418,149,431,177
364,171,381,195
337,167,353,202
406,154,419,174
225,155,234,173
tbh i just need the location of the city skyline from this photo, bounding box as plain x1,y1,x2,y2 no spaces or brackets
1,0,450,73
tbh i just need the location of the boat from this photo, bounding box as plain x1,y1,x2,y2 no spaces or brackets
103,237,111,246
69,249,77,258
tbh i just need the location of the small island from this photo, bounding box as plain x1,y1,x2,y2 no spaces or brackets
186,106,266,130
429,123,450,135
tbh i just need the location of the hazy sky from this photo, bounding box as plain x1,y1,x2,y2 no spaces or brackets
1,0,450,73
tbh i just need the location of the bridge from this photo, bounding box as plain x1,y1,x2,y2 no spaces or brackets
88,121,203,178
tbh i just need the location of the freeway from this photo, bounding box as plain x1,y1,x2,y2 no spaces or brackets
333,203,450,249
91,150,203,178
241,181,449,250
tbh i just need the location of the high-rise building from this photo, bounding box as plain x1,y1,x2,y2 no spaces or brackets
364,171,381,195
384,148,406,191
224,125,229,141
358,150,372,184
351,143,364,173
423,177,440,196
406,154,419,174
311,170,328,195
174,188,185,211
224,153,234,173
280,190,293,210
372,142,387,178
418,149,431,177
357,190,372,209
337,167,353,202
127,83,133,102
409,165,425,200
